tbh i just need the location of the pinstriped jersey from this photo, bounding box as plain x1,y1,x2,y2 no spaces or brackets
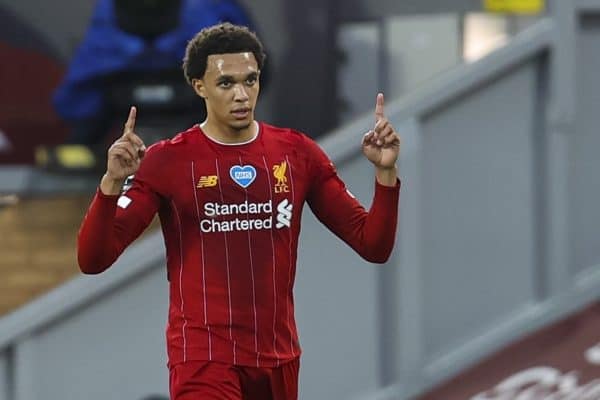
78,122,400,368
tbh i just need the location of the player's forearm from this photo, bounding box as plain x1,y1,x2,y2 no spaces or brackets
77,190,122,274
357,180,400,262
331,180,400,263
311,173,400,263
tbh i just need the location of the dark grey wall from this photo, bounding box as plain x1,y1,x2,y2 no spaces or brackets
0,351,7,400
572,14,600,275
420,63,539,360
28,269,169,399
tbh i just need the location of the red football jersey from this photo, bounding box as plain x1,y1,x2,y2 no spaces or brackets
78,122,400,368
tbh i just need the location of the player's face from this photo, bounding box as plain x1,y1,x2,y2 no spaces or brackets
194,52,260,133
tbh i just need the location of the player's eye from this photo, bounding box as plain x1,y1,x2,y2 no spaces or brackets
245,76,257,86
218,81,232,88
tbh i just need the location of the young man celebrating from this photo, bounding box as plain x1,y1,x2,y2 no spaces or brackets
77,23,400,400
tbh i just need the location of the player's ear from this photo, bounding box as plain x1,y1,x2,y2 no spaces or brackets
192,79,206,99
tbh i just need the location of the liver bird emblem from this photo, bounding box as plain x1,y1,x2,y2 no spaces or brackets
273,161,289,193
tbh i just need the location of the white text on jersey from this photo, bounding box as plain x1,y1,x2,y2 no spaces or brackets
199,199,292,233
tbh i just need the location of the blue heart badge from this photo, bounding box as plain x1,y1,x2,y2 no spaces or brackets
230,165,257,188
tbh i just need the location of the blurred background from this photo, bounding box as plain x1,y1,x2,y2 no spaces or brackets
1,0,599,399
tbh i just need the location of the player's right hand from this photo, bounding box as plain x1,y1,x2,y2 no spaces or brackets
106,106,146,182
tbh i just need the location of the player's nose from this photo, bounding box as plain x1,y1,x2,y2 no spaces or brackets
233,84,249,101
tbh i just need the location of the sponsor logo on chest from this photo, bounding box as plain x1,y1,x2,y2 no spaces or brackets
194,160,294,233
199,199,293,233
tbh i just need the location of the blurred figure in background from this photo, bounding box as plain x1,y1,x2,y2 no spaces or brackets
38,0,256,173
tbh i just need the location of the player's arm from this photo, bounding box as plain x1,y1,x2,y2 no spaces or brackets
307,167,400,263
77,106,158,274
307,93,401,263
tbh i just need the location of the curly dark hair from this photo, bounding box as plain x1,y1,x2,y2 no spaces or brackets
183,23,266,85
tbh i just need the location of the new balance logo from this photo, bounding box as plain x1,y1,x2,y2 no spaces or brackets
197,175,218,188
276,199,293,228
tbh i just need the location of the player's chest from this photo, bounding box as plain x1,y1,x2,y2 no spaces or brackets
164,153,310,213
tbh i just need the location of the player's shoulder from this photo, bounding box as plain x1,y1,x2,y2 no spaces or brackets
144,125,200,156
260,122,314,146
261,122,324,156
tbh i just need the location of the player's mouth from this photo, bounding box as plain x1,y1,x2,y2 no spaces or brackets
231,107,251,119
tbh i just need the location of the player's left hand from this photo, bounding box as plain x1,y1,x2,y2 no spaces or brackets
362,93,401,169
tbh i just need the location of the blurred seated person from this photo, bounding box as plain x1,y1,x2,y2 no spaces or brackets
38,0,257,172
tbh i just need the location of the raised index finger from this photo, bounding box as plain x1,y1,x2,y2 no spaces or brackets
375,93,385,122
124,106,137,135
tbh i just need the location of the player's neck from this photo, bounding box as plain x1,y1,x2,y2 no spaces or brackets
200,120,258,145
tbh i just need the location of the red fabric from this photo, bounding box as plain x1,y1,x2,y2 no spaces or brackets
77,122,400,368
169,358,300,400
